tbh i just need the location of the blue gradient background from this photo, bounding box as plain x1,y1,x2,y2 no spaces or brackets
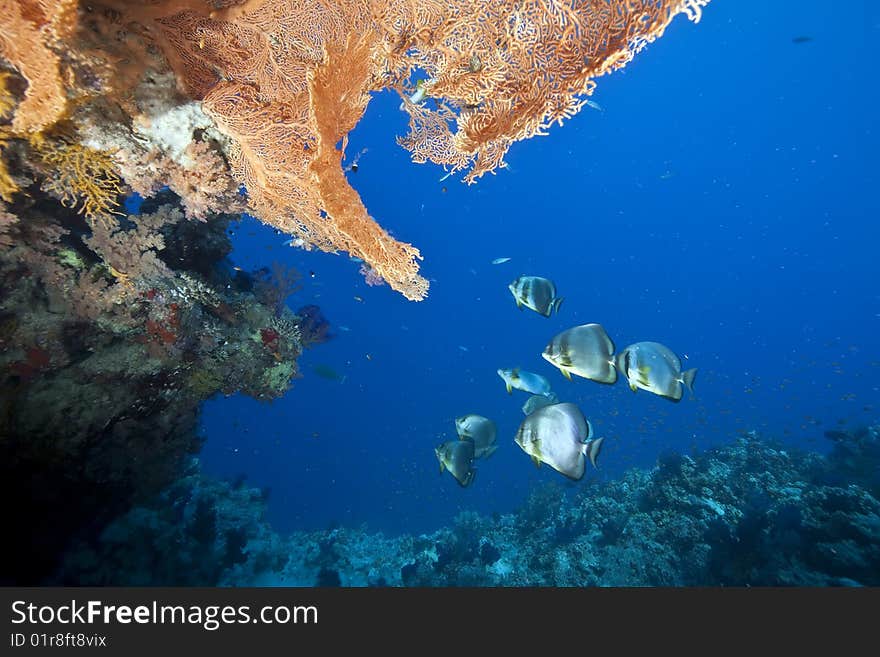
199,1,879,537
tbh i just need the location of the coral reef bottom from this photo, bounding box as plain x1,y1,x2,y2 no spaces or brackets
54,425,880,587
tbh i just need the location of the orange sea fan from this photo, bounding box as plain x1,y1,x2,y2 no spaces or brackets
0,0,710,301
0,0,74,133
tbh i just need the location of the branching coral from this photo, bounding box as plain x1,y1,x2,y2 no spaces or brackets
82,204,176,286
0,0,710,300
31,133,124,226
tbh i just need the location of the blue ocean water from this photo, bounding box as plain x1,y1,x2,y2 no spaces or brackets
198,0,878,538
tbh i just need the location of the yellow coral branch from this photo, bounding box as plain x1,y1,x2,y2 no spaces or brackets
30,134,124,227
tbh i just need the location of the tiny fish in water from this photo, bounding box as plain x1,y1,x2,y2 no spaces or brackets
458,345,469,352
497,367,552,396
792,36,813,44
353,296,364,302
585,99,603,111
409,78,430,104
492,257,512,265
312,364,346,383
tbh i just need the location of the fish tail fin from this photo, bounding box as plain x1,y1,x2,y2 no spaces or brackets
553,297,564,314
681,368,698,396
583,436,604,468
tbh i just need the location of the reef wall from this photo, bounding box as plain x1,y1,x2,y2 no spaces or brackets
0,185,322,583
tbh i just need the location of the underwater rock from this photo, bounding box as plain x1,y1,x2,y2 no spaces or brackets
316,567,342,587
0,183,318,583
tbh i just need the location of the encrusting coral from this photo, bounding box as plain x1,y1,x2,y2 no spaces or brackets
0,0,710,300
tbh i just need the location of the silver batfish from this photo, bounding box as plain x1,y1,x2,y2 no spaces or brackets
616,341,697,402
435,439,476,487
455,414,498,459
508,275,563,317
514,402,604,480
522,391,559,415
542,323,617,384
